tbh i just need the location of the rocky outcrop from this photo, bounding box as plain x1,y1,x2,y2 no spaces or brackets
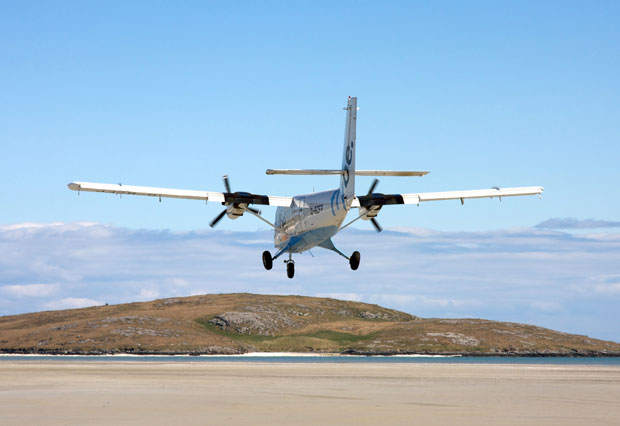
208,312,284,335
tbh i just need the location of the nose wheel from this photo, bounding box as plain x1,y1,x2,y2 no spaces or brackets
263,249,295,278
285,252,295,279
286,260,295,279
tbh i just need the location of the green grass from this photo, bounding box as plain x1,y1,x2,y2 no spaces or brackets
299,330,376,344
196,317,377,351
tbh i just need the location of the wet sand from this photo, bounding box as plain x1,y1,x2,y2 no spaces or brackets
1,362,619,425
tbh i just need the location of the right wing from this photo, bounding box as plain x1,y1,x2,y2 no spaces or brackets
67,182,293,207
353,186,544,207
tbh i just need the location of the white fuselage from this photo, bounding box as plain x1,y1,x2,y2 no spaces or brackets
274,188,349,253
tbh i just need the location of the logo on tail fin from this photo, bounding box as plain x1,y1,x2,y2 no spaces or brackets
342,140,353,188
340,97,357,202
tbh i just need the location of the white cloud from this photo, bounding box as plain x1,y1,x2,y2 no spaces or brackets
536,217,620,229
314,293,362,302
169,278,190,287
1,221,619,342
368,294,481,309
387,227,441,237
456,243,480,249
138,288,160,299
44,297,102,310
367,294,417,306
594,283,620,294
530,301,564,313
1,283,59,298
0,221,99,232
235,239,273,245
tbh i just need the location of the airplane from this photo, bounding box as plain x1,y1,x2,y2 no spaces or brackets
68,97,543,279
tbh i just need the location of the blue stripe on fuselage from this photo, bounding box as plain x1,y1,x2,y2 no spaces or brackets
276,225,339,254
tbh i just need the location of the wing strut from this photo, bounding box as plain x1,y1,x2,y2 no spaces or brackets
243,207,276,229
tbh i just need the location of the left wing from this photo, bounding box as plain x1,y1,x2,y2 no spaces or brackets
67,182,293,207
353,186,544,207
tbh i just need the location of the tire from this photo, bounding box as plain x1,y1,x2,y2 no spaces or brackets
262,251,273,270
286,262,295,279
349,251,360,270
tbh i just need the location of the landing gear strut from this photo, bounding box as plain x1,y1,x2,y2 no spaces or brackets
262,251,273,270
349,251,360,270
266,247,295,278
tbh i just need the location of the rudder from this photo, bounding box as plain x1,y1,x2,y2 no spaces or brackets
340,96,357,204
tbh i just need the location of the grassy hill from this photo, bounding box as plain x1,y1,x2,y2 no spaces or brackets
1,293,619,356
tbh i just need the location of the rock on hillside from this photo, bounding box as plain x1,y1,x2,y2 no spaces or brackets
0,293,618,356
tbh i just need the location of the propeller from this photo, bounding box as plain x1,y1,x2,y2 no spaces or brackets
367,178,379,195
209,175,261,228
210,175,234,228
209,209,227,228
366,179,382,232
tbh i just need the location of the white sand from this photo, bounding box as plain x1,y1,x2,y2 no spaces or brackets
1,362,619,425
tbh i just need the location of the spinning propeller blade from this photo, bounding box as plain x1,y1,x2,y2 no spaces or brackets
367,179,382,232
209,209,227,228
210,175,262,227
210,175,234,227
367,178,379,195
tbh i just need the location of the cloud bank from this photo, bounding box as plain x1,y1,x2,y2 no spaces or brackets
1,221,619,342
536,217,620,229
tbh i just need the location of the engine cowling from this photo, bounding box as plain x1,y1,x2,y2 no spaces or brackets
360,205,381,220
226,203,245,220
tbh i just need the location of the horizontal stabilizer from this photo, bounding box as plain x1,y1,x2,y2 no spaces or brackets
266,169,429,176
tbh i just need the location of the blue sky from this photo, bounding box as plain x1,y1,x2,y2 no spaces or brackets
1,2,619,341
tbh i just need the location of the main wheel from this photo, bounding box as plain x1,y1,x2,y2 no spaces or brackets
262,250,273,270
286,262,295,279
349,251,360,270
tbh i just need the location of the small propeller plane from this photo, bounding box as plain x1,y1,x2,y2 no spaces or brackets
68,97,543,278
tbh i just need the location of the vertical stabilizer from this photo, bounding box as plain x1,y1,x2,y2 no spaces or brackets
340,96,357,204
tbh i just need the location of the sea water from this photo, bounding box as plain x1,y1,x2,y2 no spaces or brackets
2,354,620,365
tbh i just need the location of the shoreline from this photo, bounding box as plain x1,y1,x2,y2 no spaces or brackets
2,353,620,367
2,349,619,357
0,352,461,358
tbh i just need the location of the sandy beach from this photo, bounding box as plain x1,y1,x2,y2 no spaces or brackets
1,361,619,425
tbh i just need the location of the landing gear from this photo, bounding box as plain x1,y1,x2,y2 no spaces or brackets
267,248,295,278
284,253,295,279
349,251,360,270
286,261,295,279
262,250,273,270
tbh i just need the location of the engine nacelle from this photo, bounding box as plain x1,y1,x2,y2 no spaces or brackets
226,203,245,220
360,205,381,220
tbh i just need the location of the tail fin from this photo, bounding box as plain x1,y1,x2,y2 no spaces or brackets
340,96,357,203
